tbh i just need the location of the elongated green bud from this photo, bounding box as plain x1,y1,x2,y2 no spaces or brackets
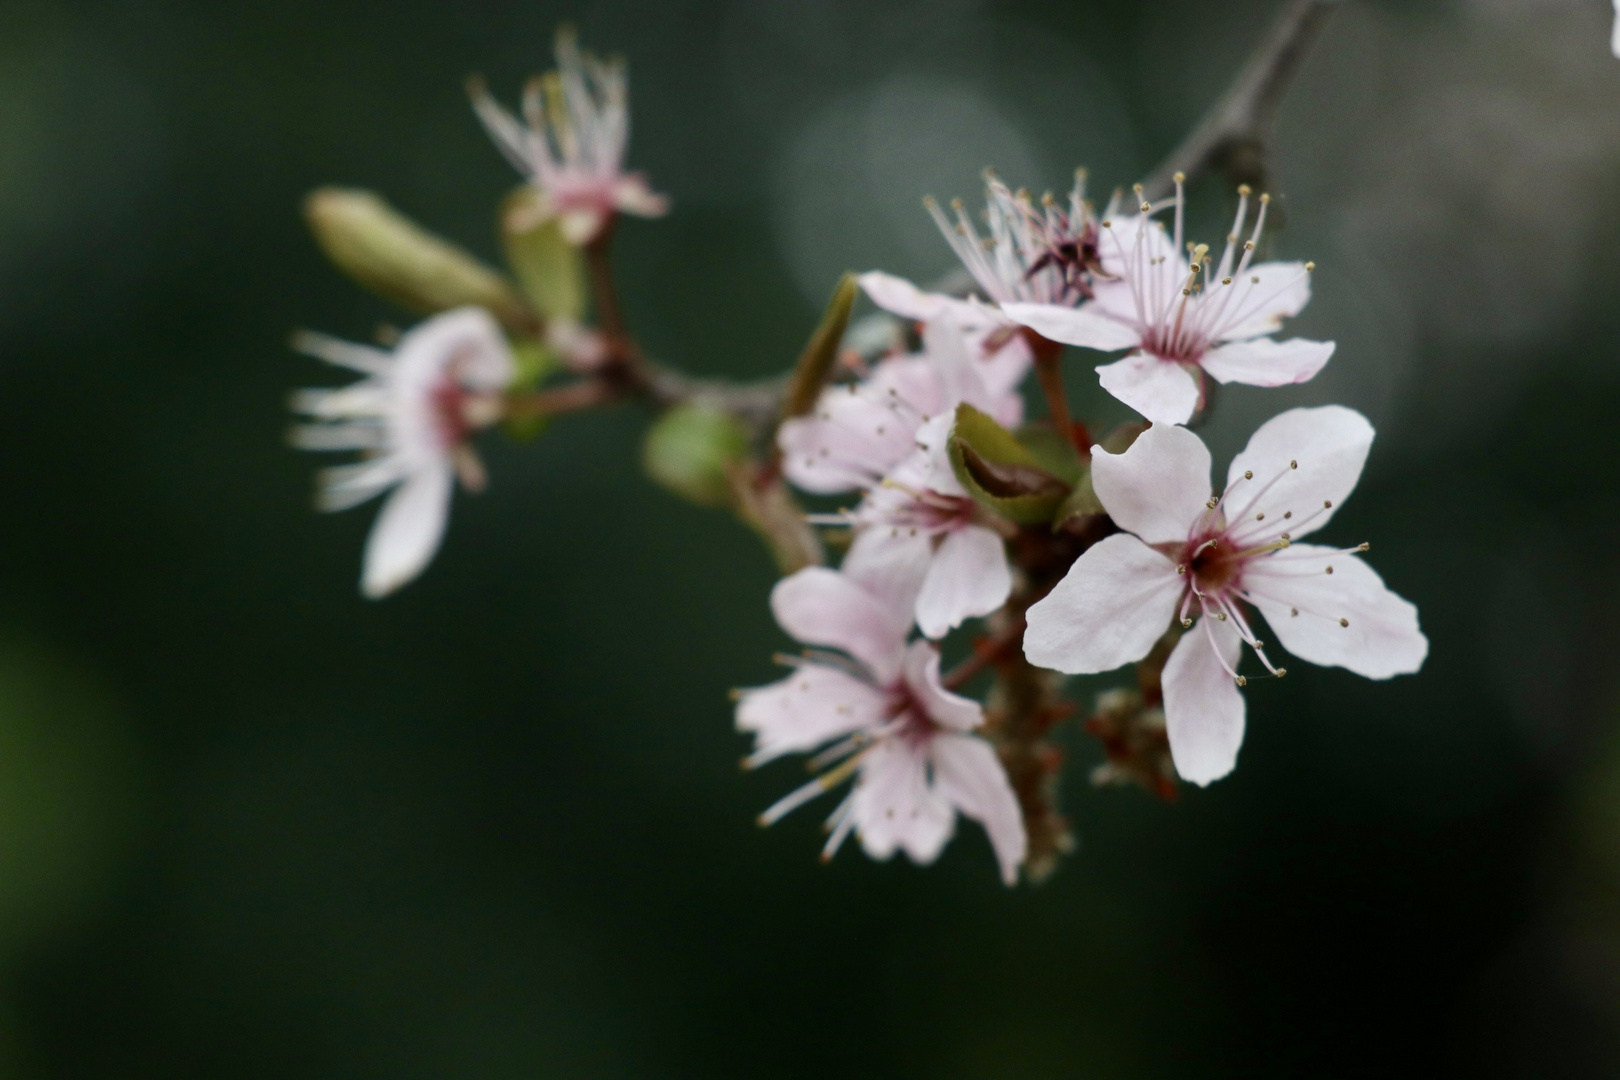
304,187,537,335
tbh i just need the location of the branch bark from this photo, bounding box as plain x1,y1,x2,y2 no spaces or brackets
1138,0,1340,202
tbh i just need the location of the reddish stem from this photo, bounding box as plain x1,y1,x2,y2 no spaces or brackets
504,379,618,419
942,615,1027,691
1022,329,1092,456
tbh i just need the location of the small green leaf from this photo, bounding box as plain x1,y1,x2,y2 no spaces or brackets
304,188,537,335
501,187,587,323
643,405,752,508
1013,422,1085,484
948,403,1071,525
780,274,857,420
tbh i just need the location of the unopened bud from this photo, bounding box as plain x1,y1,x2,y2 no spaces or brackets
642,404,751,508
305,188,536,335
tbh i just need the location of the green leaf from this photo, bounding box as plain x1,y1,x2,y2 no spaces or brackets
642,405,752,508
1013,422,1085,484
780,274,857,420
304,188,537,335
500,187,587,323
948,403,1071,525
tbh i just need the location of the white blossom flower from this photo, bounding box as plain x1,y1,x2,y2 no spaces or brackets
1023,407,1427,785
470,27,669,245
1004,181,1334,425
736,550,1026,884
777,319,1026,495
835,412,1014,639
858,169,1100,335
290,307,515,599
1613,0,1620,57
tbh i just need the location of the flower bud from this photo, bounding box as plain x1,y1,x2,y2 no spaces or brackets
304,188,537,335
642,404,751,508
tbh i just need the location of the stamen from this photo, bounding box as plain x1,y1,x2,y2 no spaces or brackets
758,752,865,827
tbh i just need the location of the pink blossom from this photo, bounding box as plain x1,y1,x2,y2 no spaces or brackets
857,170,1099,336
1023,407,1426,784
1004,181,1333,425
736,554,1026,884
777,319,1026,496
471,27,668,245
290,308,514,598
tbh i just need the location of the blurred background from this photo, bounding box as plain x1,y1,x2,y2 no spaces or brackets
0,0,1617,1075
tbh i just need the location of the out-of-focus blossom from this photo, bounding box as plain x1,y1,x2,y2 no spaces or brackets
1023,407,1426,784
1613,0,1620,57
290,307,514,598
778,319,1026,495
858,170,1099,335
736,552,1026,884
1005,183,1333,425
838,413,1013,639
471,27,668,245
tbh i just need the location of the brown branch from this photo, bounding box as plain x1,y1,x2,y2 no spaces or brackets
1138,0,1340,202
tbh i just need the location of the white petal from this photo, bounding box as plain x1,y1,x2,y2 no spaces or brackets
360,462,454,598
857,271,997,329
1023,533,1182,674
931,734,1026,886
1614,0,1620,58
394,307,516,394
613,175,670,218
1001,302,1141,351
736,665,887,766
1244,546,1427,679
840,527,930,633
1095,353,1201,426
915,526,1012,639
1090,421,1212,545
909,412,966,497
852,741,956,867
1161,618,1246,786
1209,261,1313,342
1200,337,1335,388
900,640,983,732
1223,405,1373,542
770,567,908,683
972,328,1033,404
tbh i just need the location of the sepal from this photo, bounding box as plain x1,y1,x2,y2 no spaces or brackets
947,404,1070,525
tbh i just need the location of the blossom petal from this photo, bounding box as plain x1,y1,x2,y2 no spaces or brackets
1095,353,1201,426
915,526,1012,639
857,271,998,329
1243,546,1428,679
931,734,1026,886
1161,618,1246,786
1024,533,1182,674
770,568,907,683
1001,302,1141,351
735,666,887,766
1090,421,1213,545
1614,0,1620,58
840,527,930,632
360,462,454,598
1209,261,1313,342
1201,337,1335,388
900,640,983,732
613,175,670,219
394,306,517,393
1223,405,1373,542
852,741,956,866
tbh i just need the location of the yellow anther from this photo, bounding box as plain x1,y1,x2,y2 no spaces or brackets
1259,193,1271,204
1339,618,1349,628
1173,171,1186,184
1235,675,1247,686
1289,460,1298,469
1140,202,1152,213
1244,470,1254,479
1243,241,1254,251
1325,566,1335,575
1237,184,1252,196
1305,261,1316,272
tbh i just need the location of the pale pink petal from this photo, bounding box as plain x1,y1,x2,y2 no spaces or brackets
910,413,966,497
394,306,516,394
972,328,1033,404
361,462,454,598
1001,302,1141,351
931,734,1026,886
770,567,907,683
1613,0,1620,57
1095,214,1186,300
900,640,983,732
1223,405,1374,542
735,666,888,766
612,174,670,218
1095,353,1201,426
1023,533,1182,674
857,271,998,329
1201,337,1334,388
1209,261,1312,342
841,527,930,632
852,740,955,866
918,321,1004,425
1243,545,1427,679
1161,618,1246,786
1090,421,1213,545
778,370,923,494
915,526,1012,639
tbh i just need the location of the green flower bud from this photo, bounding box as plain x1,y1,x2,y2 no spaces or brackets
642,404,751,507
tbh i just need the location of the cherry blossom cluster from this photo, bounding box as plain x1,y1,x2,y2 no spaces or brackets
737,174,1427,883
287,24,1429,889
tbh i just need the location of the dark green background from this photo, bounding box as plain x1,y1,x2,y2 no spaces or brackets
0,0,1618,1075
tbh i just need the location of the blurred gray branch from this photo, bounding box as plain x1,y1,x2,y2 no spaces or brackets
1138,0,1341,201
